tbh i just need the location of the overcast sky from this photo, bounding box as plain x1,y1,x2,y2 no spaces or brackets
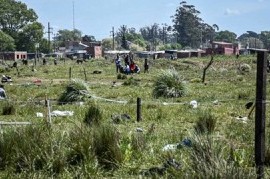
20,0,270,40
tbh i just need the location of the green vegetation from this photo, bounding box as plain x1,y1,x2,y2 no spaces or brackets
0,55,267,178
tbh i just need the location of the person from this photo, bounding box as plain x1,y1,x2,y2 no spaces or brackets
135,65,140,74
115,54,121,73
125,64,130,75
144,58,149,73
54,58,58,65
0,84,6,99
130,61,136,73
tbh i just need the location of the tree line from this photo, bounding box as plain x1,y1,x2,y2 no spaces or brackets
0,0,269,53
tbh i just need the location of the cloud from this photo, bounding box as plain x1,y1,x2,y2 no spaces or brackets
224,8,240,15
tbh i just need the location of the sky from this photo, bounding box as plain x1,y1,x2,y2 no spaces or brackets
20,0,270,41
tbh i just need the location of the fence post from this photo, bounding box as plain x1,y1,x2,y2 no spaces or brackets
137,97,142,122
83,67,87,81
69,67,72,80
255,50,268,179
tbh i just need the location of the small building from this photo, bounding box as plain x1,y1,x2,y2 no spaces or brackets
0,51,27,60
205,41,239,55
65,41,102,59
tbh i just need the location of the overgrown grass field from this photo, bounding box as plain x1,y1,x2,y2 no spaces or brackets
0,54,269,178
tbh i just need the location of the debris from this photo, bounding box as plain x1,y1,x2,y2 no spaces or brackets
136,128,143,132
190,100,198,108
236,116,248,123
213,100,219,105
36,112,44,117
140,158,181,177
162,144,178,152
50,110,74,117
111,113,131,124
1,75,12,83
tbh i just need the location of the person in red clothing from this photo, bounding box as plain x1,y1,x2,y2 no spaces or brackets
130,61,136,73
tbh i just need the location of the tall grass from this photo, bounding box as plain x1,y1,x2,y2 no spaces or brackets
153,69,187,98
92,124,123,170
58,79,91,104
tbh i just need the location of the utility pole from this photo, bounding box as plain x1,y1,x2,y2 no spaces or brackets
111,27,115,50
47,22,53,53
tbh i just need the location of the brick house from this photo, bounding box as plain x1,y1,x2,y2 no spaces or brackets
0,51,27,60
205,41,239,55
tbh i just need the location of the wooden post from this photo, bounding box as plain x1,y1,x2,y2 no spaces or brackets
69,67,72,80
83,68,87,81
255,50,268,179
137,97,142,122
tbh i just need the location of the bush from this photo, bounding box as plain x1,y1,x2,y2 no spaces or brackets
153,69,187,98
58,79,91,104
117,73,127,80
194,110,216,134
93,124,123,170
186,134,256,178
84,104,102,126
122,77,139,86
2,103,16,115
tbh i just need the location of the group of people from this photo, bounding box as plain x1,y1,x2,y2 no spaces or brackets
115,54,149,74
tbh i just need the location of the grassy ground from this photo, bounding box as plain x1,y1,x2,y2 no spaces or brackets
0,54,269,178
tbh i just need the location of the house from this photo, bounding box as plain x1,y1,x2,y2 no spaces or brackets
177,49,206,58
0,51,27,60
205,41,239,55
65,41,102,59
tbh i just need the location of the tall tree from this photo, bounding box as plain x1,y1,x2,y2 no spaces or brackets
0,30,15,51
117,25,128,49
259,31,270,49
16,22,44,52
82,35,96,42
0,0,39,50
215,30,237,43
172,1,202,47
56,29,82,47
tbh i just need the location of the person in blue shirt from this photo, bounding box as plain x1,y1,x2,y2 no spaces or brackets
115,54,121,73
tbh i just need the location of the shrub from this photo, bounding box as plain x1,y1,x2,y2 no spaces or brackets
117,74,127,80
93,124,123,170
84,104,102,126
122,77,140,86
186,134,256,178
238,63,251,74
153,69,187,98
2,103,16,115
194,110,216,134
58,79,91,104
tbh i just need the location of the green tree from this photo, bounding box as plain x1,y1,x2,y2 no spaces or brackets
101,38,115,50
0,0,39,49
16,22,44,52
38,38,50,54
259,31,270,49
0,30,15,51
82,35,96,42
140,24,160,51
56,29,82,47
117,25,128,49
172,1,202,47
215,30,237,43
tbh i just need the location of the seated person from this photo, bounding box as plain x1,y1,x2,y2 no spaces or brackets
134,65,140,74
130,61,136,73
0,84,6,99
